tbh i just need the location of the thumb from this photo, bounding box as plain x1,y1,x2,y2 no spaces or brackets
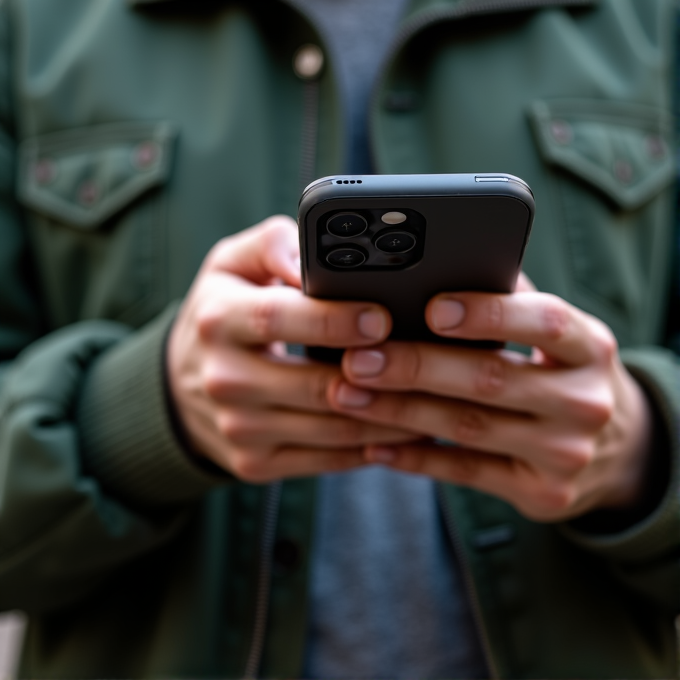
209,215,301,287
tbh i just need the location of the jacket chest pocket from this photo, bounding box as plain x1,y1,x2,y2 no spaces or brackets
17,121,176,329
528,99,675,345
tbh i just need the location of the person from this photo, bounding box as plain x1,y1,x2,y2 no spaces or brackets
0,0,678,677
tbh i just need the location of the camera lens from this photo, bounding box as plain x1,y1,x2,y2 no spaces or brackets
327,213,367,238
326,247,366,268
375,231,416,253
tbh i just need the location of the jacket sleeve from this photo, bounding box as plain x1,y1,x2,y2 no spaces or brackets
560,347,680,615
0,6,225,615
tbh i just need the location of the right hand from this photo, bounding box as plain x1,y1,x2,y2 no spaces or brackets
166,215,416,483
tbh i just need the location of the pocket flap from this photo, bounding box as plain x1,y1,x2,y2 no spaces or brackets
17,121,176,229
528,99,674,210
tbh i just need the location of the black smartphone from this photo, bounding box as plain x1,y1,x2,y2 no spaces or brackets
298,173,535,361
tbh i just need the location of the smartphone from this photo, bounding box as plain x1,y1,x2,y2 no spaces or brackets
298,173,534,361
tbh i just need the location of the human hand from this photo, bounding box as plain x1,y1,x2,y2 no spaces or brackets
167,215,416,483
327,275,654,521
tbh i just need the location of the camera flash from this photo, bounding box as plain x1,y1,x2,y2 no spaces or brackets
381,211,407,224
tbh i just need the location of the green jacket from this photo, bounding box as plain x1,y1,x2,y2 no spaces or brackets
0,0,678,677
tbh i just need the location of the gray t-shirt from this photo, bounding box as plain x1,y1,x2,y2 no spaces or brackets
303,468,489,679
290,2,489,677
293,0,409,173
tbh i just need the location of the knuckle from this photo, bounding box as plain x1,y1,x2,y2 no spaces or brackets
201,363,224,400
547,438,594,474
484,297,504,332
308,369,333,409
310,308,335,343
568,440,595,472
448,406,488,444
474,356,506,399
196,302,223,343
541,296,570,341
585,393,615,427
398,346,424,386
564,389,614,428
205,237,231,268
229,451,269,483
536,482,575,515
202,363,248,401
203,374,222,400
260,214,295,236
217,411,251,444
593,324,618,363
250,298,283,341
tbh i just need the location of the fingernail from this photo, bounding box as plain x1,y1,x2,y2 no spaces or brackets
432,299,465,330
366,446,397,464
358,310,387,340
336,383,374,408
348,349,385,377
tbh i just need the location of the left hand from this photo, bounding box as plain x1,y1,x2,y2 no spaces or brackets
326,275,654,522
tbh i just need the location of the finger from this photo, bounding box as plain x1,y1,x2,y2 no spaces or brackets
201,283,391,347
329,380,593,475
366,441,519,498
201,346,340,411
207,215,301,287
364,443,575,522
426,291,616,367
341,343,561,416
342,342,616,425
514,271,537,293
224,445,369,483
216,406,418,448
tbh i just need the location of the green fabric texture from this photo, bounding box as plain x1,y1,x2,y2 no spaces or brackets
77,301,227,508
0,0,677,677
0,321,188,615
17,121,177,229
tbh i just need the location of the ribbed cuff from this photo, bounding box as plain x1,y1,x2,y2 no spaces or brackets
561,347,680,562
77,303,228,507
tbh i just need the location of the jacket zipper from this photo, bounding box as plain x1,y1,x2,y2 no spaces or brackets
368,0,595,170
280,0,326,190
299,78,320,191
245,7,322,675
243,481,282,680
437,484,501,680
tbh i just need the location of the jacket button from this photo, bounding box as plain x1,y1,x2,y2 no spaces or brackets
78,180,99,206
645,134,666,160
614,159,633,185
549,119,573,145
132,140,160,170
293,44,324,80
33,158,56,185
272,538,300,572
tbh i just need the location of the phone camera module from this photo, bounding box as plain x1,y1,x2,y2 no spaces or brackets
326,247,366,268
327,213,367,238
375,231,416,254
